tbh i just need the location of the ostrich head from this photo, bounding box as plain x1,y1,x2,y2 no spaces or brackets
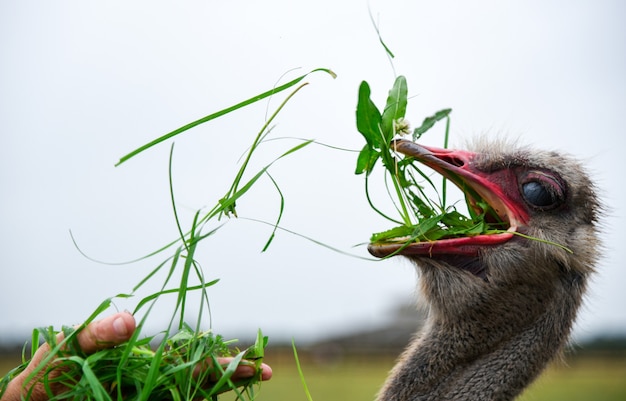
368,139,601,401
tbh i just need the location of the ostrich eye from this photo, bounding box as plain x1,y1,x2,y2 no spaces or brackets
522,181,554,207
520,171,566,210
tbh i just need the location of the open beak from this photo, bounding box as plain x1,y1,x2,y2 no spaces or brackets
368,140,529,258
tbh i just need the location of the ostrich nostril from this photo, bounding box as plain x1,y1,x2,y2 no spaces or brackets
453,157,466,167
442,156,465,167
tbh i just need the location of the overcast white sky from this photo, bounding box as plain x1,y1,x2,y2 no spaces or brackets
1,1,625,346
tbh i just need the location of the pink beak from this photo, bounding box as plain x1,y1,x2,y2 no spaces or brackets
368,140,529,258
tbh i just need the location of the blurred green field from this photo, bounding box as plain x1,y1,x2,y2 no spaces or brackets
2,352,625,400
252,351,626,401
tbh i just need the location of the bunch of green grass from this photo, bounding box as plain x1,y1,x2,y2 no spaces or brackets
355,75,504,244
0,68,335,401
2,303,266,401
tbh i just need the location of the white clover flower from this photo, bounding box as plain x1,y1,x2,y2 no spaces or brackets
394,117,411,136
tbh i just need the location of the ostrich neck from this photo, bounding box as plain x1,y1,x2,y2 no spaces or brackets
376,280,583,401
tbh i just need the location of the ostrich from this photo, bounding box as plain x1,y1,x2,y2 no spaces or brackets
368,139,601,401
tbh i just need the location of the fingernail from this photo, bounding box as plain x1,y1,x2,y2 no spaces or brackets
113,316,128,337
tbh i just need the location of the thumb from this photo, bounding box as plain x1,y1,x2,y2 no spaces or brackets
76,312,136,354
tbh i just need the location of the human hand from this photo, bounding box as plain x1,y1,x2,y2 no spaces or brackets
1,312,272,401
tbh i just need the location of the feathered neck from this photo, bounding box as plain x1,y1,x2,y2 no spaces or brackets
376,266,586,401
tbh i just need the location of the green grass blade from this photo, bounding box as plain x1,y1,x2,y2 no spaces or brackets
132,281,219,315
442,115,451,208
367,5,396,77
292,339,314,401
69,229,183,266
217,167,269,215
79,358,112,401
132,254,177,293
241,217,376,261
206,351,247,397
139,335,167,401
364,174,403,225
116,68,335,166
260,172,284,252
220,82,313,218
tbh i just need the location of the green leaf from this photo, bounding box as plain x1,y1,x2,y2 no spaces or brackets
370,225,414,242
355,144,380,175
356,81,383,148
465,220,488,235
440,210,472,228
381,75,408,139
410,215,444,239
413,108,452,139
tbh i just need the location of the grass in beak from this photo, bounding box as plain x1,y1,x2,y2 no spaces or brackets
355,76,504,244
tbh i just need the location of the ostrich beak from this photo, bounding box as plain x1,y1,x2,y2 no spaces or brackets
368,140,529,258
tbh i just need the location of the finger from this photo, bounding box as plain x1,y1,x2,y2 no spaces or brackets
76,312,136,354
214,357,273,381
259,363,272,381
